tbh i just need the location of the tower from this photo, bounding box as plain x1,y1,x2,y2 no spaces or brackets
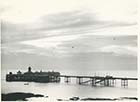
28,66,32,72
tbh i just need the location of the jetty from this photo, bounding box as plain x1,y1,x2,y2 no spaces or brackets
6,67,137,87
60,75,137,87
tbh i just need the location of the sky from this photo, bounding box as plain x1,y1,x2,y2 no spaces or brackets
0,0,137,72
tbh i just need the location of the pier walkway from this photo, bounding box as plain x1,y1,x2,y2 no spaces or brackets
60,75,137,87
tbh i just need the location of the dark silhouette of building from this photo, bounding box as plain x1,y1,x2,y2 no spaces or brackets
6,67,60,83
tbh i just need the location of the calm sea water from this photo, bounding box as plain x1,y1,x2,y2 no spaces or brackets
1,69,137,101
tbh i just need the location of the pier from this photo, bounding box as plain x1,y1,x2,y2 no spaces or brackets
6,67,137,87
60,75,137,87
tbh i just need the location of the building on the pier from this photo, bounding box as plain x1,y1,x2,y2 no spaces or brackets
6,67,60,83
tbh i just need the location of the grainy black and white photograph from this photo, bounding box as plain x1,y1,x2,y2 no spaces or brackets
1,0,138,101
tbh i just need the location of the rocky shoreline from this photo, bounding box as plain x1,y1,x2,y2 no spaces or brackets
2,92,44,101
80,97,138,101
57,96,138,101
1,92,138,101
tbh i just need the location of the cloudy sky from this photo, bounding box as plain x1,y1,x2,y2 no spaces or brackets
1,0,137,71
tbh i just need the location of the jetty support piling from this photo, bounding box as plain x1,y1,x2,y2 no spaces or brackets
77,77,83,85
111,79,115,86
121,78,128,87
91,78,96,86
65,76,71,83
104,79,109,86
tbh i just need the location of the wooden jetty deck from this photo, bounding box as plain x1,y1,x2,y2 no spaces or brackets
60,75,137,87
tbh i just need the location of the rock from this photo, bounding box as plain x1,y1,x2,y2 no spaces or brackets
81,98,114,101
2,92,44,101
57,99,63,101
69,97,80,101
81,97,138,101
120,97,138,100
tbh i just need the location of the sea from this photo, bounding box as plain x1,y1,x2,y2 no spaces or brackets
1,69,137,101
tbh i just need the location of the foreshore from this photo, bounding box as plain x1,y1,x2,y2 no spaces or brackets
57,97,138,101
1,92,44,101
1,92,138,101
